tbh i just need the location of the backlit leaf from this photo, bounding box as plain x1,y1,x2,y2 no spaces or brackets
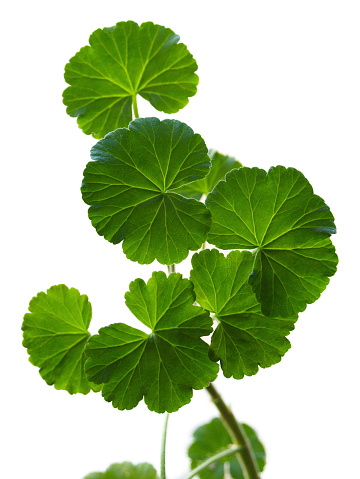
82,117,211,265
174,150,242,199
206,166,338,317
191,249,296,378
63,21,198,138
85,272,218,413
83,462,158,479
188,417,266,479
22,285,100,394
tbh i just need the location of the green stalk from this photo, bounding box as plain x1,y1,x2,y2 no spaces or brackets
167,264,176,274
132,94,139,119
183,445,244,479
161,412,170,479
206,383,260,479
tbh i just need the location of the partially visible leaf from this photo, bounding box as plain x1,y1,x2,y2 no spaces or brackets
63,21,198,138
191,249,296,379
174,150,242,199
83,462,158,479
85,272,218,413
82,117,211,265
22,285,100,394
206,166,338,318
188,418,266,479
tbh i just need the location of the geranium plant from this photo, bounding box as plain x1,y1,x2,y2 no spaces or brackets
22,21,338,479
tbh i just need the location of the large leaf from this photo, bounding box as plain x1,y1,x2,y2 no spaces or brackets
85,272,218,413
63,21,198,138
83,462,158,479
191,249,296,378
22,285,100,394
82,117,211,265
174,150,242,199
188,418,266,479
206,166,338,318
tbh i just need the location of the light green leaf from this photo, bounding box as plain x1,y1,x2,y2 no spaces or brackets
63,21,198,138
22,285,100,394
174,150,242,199
83,462,158,479
206,166,338,318
85,272,218,413
188,418,266,479
82,117,211,265
191,249,296,378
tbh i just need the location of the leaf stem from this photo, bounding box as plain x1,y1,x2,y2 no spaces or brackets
206,383,260,479
161,412,170,479
167,264,176,274
132,94,139,119
183,444,244,479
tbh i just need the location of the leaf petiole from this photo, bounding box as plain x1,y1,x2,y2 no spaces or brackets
167,264,176,274
183,444,244,479
161,412,170,479
132,94,139,119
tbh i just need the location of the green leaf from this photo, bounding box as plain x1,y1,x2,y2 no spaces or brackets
188,418,266,479
206,166,338,318
174,150,242,199
83,462,158,479
82,117,211,265
191,249,296,378
63,21,198,138
85,272,218,413
22,285,100,394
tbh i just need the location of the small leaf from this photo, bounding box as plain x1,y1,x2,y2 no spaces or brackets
82,117,211,265
85,272,218,413
174,150,242,199
83,462,158,479
22,285,100,394
63,21,198,138
190,249,296,379
188,418,266,479
206,166,338,318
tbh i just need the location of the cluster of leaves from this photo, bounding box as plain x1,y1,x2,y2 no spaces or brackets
23,19,338,415
22,19,338,479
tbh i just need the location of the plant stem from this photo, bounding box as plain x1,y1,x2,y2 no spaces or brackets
183,444,244,479
161,412,170,479
206,383,260,479
132,94,139,119
167,264,176,274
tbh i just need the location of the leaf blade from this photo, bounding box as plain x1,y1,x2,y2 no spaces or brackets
22,284,99,394
63,21,198,138
206,166,338,317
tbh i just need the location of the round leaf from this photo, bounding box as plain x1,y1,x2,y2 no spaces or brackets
83,462,158,479
22,284,100,394
85,272,218,413
206,166,338,318
191,249,296,379
82,117,211,265
188,418,266,479
174,150,242,199
63,21,198,138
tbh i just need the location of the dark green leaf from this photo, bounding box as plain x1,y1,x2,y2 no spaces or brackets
22,285,100,394
191,249,296,378
83,462,158,479
174,150,242,199
188,418,266,479
206,166,338,318
82,117,211,265
85,272,218,413
63,21,198,138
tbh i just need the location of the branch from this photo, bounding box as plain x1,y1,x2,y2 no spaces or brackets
206,383,260,479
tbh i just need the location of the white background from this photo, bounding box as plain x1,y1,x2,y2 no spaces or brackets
2,1,360,478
